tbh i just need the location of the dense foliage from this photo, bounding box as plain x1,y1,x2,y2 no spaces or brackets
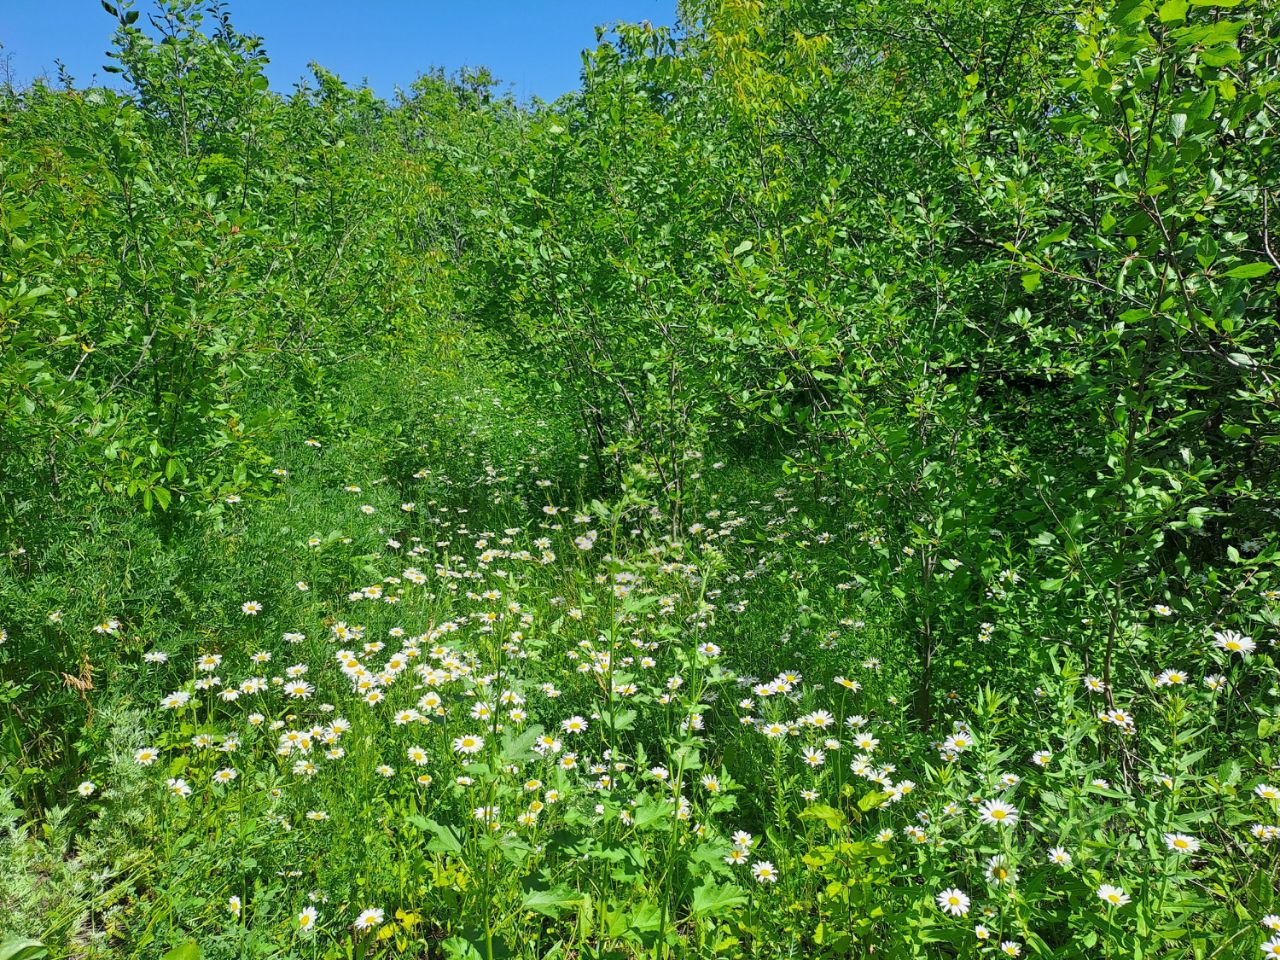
2,1,1278,958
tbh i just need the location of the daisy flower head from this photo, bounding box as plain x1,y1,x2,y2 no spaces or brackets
241,601,263,616
978,798,1019,827
751,861,778,884
1097,884,1130,907
353,907,384,931
1213,630,1255,655
134,747,160,766
985,855,1018,886
1163,832,1200,854
936,888,970,917
77,781,96,797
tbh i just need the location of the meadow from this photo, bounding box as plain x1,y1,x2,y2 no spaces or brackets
1,1,1278,958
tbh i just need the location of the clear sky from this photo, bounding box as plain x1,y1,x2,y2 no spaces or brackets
0,0,679,102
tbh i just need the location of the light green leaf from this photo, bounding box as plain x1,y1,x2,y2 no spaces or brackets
522,885,585,917
691,881,748,917
0,939,48,960
1223,262,1273,279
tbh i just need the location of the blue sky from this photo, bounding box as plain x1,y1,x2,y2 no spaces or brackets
0,1,679,102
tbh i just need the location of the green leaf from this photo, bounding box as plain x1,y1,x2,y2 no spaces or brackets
501,724,544,763
0,940,48,960
732,240,754,257
858,790,887,812
799,803,847,830
161,944,200,960
691,881,748,917
1223,262,1273,279
406,816,464,855
522,885,585,917
440,936,485,960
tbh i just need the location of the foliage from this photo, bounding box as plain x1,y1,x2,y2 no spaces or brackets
2,0,1279,958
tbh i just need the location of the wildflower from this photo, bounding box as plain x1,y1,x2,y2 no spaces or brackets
1097,884,1130,907
1047,846,1072,867
974,925,990,941
353,908,384,931
725,848,748,865
985,855,1018,886
1164,832,1200,854
241,601,263,615
134,747,160,766
978,799,1019,827
1256,784,1280,801
751,861,778,884
561,715,588,734
228,895,242,916
936,888,970,917
453,734,485,755
1214,630,1255,655
212,768,238,785
1000,943,1022,957
77,781,95,797
1263,937,1280,958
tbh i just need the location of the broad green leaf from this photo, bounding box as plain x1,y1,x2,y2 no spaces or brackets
691,881,748,917
0,940,48,960
1223,262,1273,279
